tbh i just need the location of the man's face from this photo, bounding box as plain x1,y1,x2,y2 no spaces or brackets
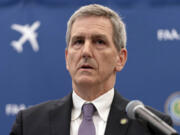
65,16,127,88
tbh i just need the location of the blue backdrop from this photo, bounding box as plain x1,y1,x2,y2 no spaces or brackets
1,0,180,134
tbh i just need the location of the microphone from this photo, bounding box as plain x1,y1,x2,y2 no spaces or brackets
126,100,178,135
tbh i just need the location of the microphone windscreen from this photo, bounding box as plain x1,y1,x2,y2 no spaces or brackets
126,100,144,119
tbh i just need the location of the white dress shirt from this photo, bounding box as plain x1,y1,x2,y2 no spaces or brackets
70,88,114,135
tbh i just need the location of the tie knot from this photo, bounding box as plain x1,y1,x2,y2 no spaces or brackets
82,103,95,121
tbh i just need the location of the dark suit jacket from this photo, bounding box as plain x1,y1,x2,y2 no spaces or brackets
10,90,173,135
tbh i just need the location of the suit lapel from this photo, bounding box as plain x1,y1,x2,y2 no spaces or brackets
105,90,130,135
48,90,130,135
49,93,73,135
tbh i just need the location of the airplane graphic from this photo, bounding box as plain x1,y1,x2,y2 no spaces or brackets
11,21,40,53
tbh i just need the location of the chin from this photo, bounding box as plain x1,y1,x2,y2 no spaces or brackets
75,77,96,86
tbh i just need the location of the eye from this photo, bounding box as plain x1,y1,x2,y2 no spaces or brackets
94,39,106,46
73,39,84,45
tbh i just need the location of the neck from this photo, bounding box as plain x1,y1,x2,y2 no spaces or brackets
72,77,116,101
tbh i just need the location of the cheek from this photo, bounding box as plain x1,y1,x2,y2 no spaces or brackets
67,51,79,69
68,56,74,68
98,52,117,70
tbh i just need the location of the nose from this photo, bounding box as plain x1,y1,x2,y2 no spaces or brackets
81,40,93,58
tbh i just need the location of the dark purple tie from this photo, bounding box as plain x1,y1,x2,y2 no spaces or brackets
78,103,96,135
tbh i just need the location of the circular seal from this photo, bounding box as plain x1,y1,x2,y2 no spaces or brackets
165,91,180,126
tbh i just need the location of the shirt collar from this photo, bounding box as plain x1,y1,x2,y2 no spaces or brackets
71,91,86,121
71,88,114,122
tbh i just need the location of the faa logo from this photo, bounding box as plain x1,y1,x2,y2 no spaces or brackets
165,92,180,125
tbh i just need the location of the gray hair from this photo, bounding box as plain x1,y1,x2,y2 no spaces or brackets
66,4,127,51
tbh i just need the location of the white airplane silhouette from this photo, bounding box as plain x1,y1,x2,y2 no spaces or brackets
11,21,40,53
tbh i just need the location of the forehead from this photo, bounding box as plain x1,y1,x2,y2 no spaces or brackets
71,16,113,37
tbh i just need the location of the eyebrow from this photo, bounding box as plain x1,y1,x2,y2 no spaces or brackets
70,35,84,44
71,33,108,40
91,34,108,40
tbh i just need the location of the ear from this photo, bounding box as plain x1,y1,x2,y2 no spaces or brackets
115,48,127,72
65,48,69,70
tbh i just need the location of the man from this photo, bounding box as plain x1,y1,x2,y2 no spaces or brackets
10,4,173,135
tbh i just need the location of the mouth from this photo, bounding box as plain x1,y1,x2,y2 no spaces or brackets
80,65,94,70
